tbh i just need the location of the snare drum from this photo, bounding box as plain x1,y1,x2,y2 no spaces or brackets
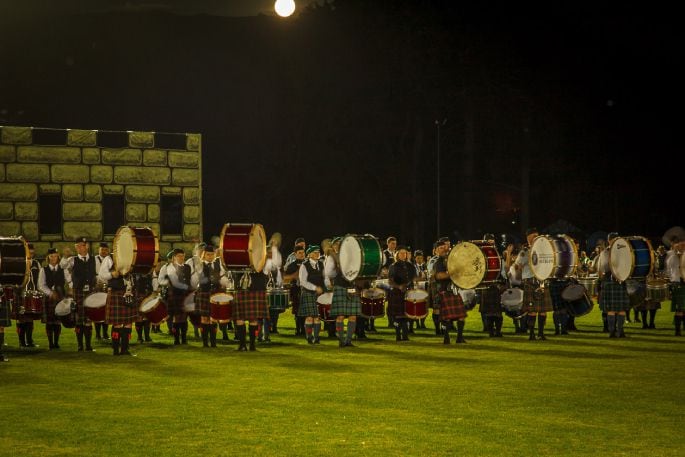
0,236,30,287
316,292,334,322
267,288,289,312
339,234,383,281
404,289,429,319
112,226,159,275
209,292,233,321
20,289,45,318
529,234,577,281
360,288,386,318
55,298,76,328
609,236,654,281
84,292,108,322
561,283,587,302
500,287,525,319
646,279,670,302
578,276,599,297
219,223,267,272
139,294,168,324
447,241,502,289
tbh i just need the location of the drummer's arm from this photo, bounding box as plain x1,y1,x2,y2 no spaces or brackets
323,257,336,289
299,264,321,294
99,257,116,281
37,268,53,296
167,266,188,290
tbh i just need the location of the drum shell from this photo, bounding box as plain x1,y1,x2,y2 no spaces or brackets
646,280,670,301
501,287,525,319
0,237,30,287
360,296,385,318
20,290,45,318
112,226,159,276
561,284,586,302
404,300,428,319
267,289,289,312
567,293,594,317
84,292,108,322
219,223,267,272
578,277,598,297
318,303,333,321
609,236,654,281
339,235,383,281
529,235,577,281
55,299,77,328
447,241,502,290
139,295,168,324
210,302,232,321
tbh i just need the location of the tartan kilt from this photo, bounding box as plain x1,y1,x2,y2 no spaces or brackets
42,294,62,325
598,280,630,312
289,284,301,314
478,284,503,315
386,288,406,319
548,280,571,312
297,289,319,317
0,300,11,327
233,290,267,321
194,290,212,317
428,280,439,309
438,291,466,321
73,289,92,325
167,289,187,318
331,286,361,317
106,289,138,325
522,282,553,314
670,283,685,312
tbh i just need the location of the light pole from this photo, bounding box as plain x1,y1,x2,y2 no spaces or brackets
435,118,447,238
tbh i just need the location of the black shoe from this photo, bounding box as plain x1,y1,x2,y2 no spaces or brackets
537,334,546,341
618,332,627,338
343,341,355,347
456,337,466,344
307,337,314,344
54,344,61,349
85,347,96,352
339,340,345,348
0,355,8,362
609,333,617,338
529,334,536,341
103,336,110,341
120,350,136,356
314,338,320,344
78,346,84,351
137,339,144,344
649,324,656,329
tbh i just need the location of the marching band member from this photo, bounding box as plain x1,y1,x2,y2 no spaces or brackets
548,278,571,336
63,237,97,352
38,248,69,350
597,232,630,338
432,237,467,344
325,237,360,348
411,249,428,331
380,236,397,330
156,250,173,335
298,245,325,344
262,241,283,343
167,248,192,345
515,228,552,340
233,263,269,352
285,238,306,268
186,242,206,340
387,246,416,342
665,237,684,336
133,270,154,344
283,245,306,336
192,245,227,348
99,254,137,356
94,242,111,341
16,243,41,348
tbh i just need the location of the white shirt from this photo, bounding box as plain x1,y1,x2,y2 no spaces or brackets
38,264,71,296
167,262,189,290
157,263,170,287
299,259,322,292
515,248,533,280
191,258,228,289
665,250,682,283
97,256,116,282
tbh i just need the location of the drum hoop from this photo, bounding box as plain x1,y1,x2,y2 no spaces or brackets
248,223,267,273
140,294,161,311
2,237,32,287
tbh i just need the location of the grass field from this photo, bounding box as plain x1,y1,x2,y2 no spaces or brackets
1,303,683,457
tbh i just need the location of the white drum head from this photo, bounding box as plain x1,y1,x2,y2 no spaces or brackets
113,226,135,275
609,237,634,282
55,298,73,316
405,289,428,302
447,242,486,289
340,236,362,281
458,288,476,306
140,295,160,312
210,292,233,304
530,236,555,281
316,292,333,305
84,292,107,308
561,284,586,302
249,224,267,272
501,288,523,307
361,288,385,299
183,291,196,312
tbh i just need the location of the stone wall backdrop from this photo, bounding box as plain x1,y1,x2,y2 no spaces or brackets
0,126,202,259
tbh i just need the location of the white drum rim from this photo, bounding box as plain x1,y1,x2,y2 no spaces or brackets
405,289,429,301
248,223,267,273
140,295,161,312
210,292,234,304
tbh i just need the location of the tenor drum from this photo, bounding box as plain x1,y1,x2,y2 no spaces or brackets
447,241,502,290
219,223,267,272
316,292,334,322
609,236,654,282
500,287,525,319
561,283,587,302
139,294,168,324
404,289,429,319
20,290,45,318
210,292,233,321
529,234,578,281
0,237,30,287
360,288,386,318
646,279,670,302
84,292,108,322
567,293,594,317
183,291,197,314
55,298,76,328
458,288,477,310
267,288,289,312
578,276,599,297
112,226,159,275
339,234,383,281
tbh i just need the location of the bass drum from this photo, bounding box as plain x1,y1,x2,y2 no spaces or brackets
609,236,654,282
339,234,383,282
112,226,159,275
447,241,502,290
529,234,578,281
219,223,267,272
0,236,30,287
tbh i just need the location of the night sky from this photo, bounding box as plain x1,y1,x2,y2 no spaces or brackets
0,1,681,252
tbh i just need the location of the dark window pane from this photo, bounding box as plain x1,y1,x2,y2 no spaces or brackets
161,195,182,234
103,195,125,234
39,194,62,234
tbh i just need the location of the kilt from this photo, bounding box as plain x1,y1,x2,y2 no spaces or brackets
233,290,267,321
522,281,553,314
386,288,406,319
42,294,62,325
167,289,187,318
670,283,685,312
428,280,439,309
289,284,301,314
331,286,361,317
438,291,466,321
478,284,503,315
628,282,647,309
297,289,319,317
0,300,11,327
548,279,571,312
194,290,212,317
598,279,630,312
106,289,138,325
73,289,93,325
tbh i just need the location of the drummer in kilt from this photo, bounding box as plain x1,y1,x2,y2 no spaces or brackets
283,245,306,336
15,244,42,348
387,246,416,342
325,238,361,347
133,271,154,344
516,228,553,340
597,232,631,338
63,237,97,352
0,285,12,361
233,269,268,352
298,245,325,345
192,245,227,348
548,278,572,336
666,237,685,336
427,242,444,336
99,255,137,356
38,248,69,350
167,248,192,345
432,237,467,344
478,283,506,338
